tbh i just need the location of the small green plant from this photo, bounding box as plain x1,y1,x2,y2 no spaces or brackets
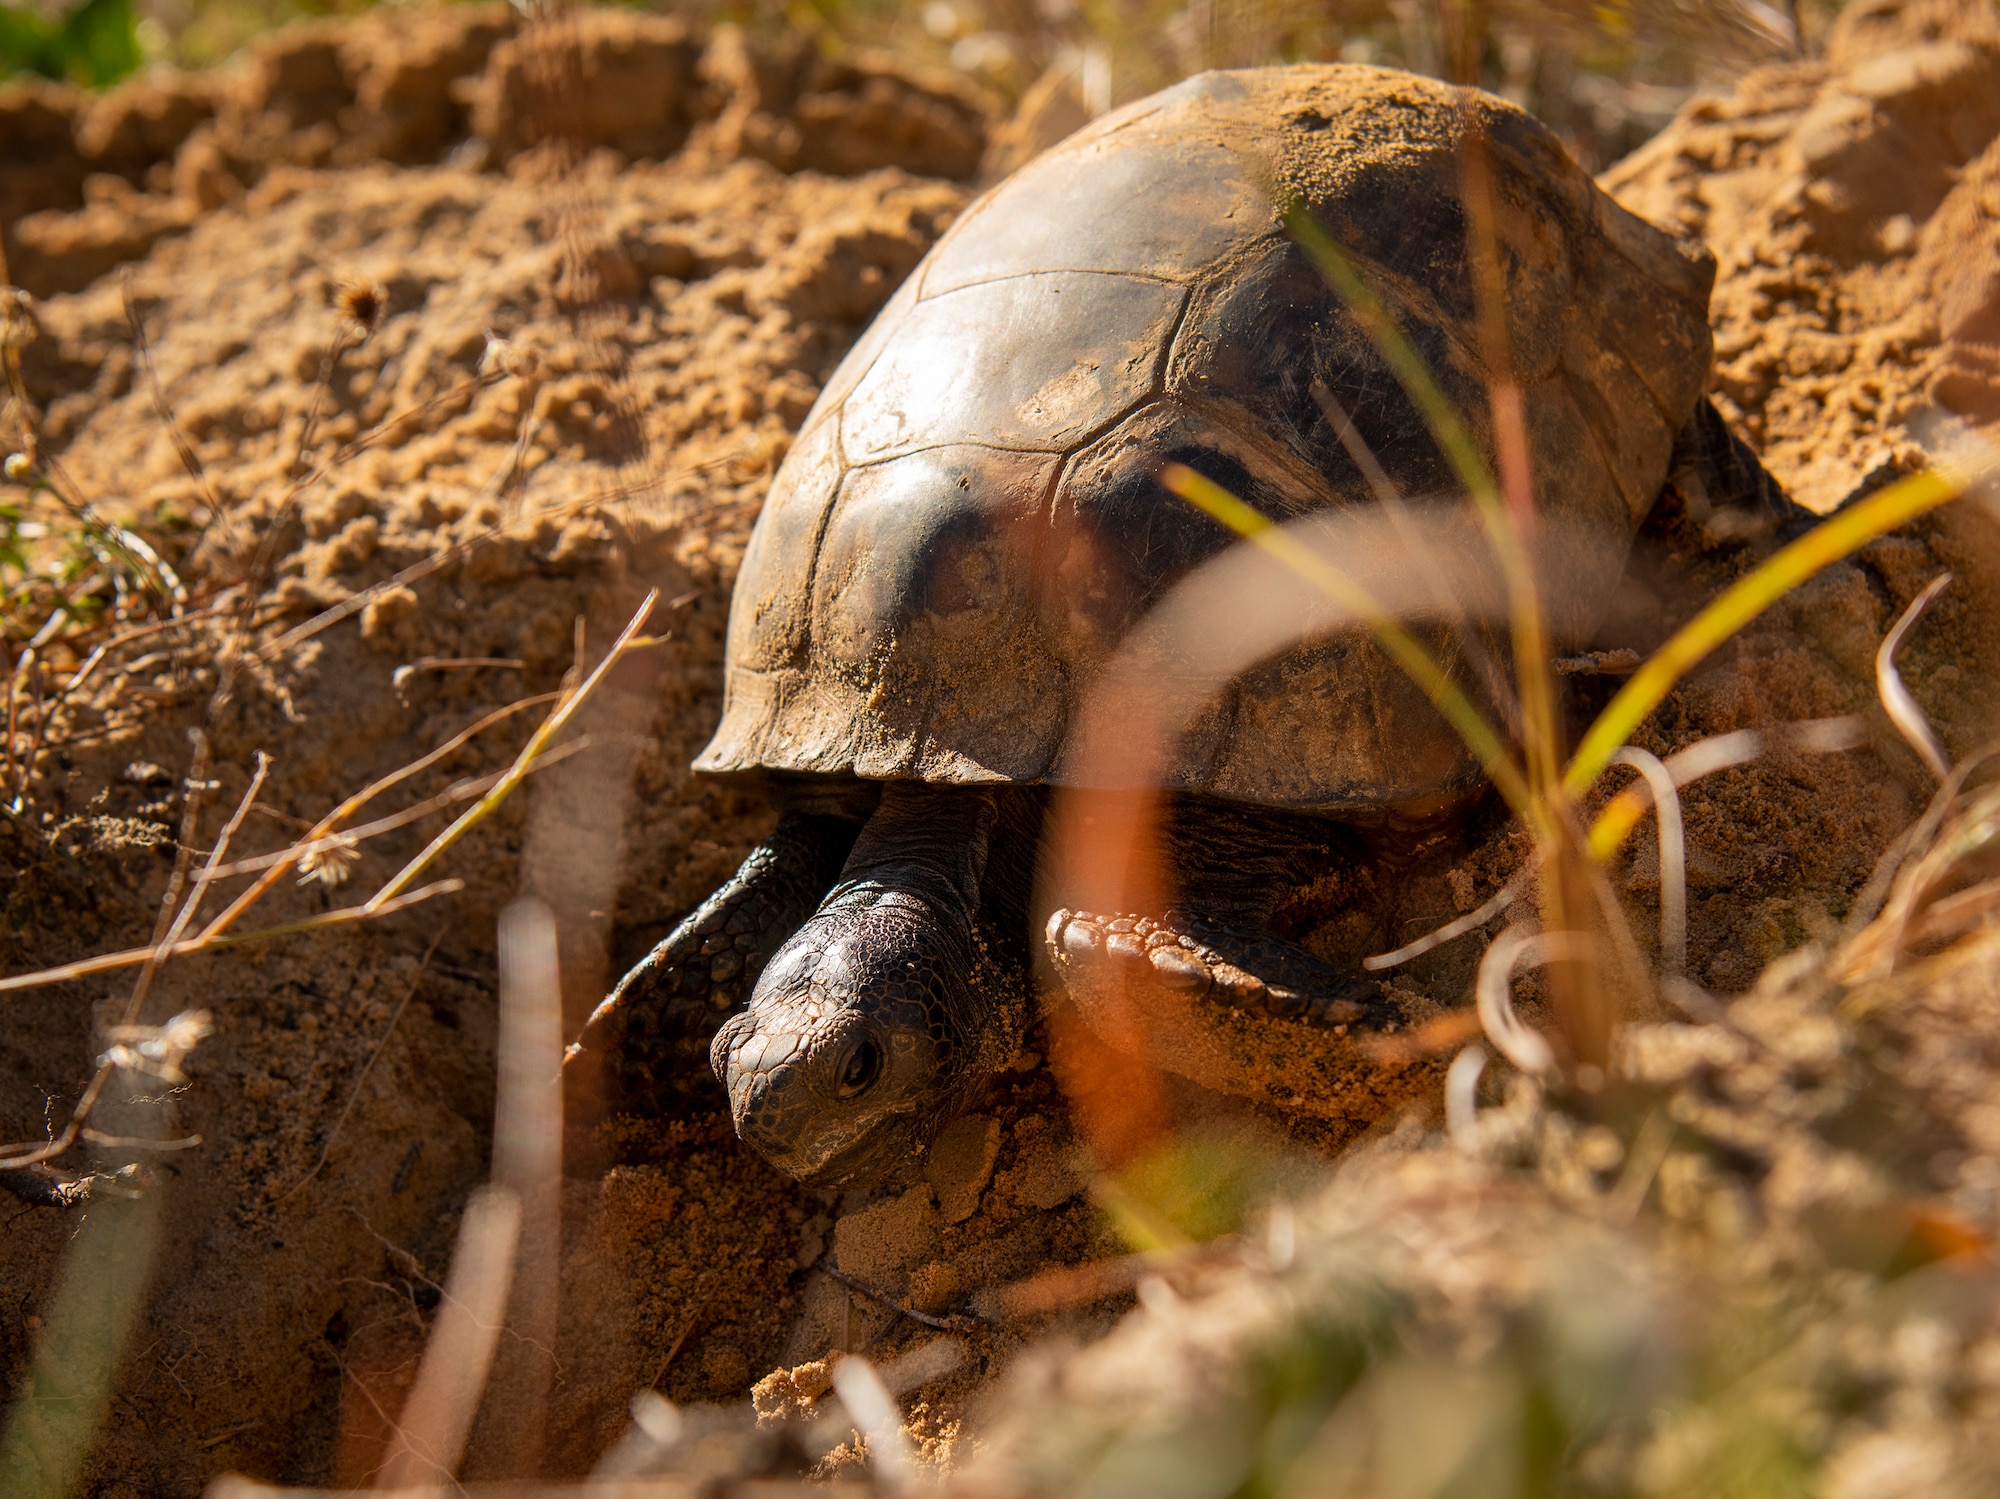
0,0,141,87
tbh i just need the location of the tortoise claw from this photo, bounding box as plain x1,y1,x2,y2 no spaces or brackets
565,813,860,1124
1045,908,1377,1028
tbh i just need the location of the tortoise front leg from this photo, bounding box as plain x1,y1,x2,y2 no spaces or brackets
566,813,862,1114
1044,907,1387,1028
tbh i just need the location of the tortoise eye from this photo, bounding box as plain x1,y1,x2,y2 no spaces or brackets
838,1039,883,1098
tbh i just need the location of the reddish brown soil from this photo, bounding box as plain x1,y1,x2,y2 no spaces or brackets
0,2,1997,1492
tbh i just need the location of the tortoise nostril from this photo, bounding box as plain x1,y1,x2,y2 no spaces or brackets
838,1038,883,1098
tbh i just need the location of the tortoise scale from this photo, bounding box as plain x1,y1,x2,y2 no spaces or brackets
568,63,1773,1188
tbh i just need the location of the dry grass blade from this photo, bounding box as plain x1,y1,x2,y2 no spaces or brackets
0,881,464,999
203,732,618,883
495,901,562,1191
365,588,659,911
10,610,225,767
1876,572,1953,782
375,1184,523,1489
0,688,567,999
392,656,525,696
211,1482,759,1498
1312,378,1513,714
482,899,564,1472
1286,199,1558,798
1836,780,2000,984
1841,745,1998,938
140,751,270,998
1475,926,1585,1076
1363,871,1526,971
1586,719,1864,861
12,639,101,807
16,446,186,612
1607,1108,1678,1225
0,731,220,1166
1609,746,1686,975
192,692,557,943
1904,876,2000,947
1444,1044,1489,1149
1162,463,1530,813
1282,206,1507,535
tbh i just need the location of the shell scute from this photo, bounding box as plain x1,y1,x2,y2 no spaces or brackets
700,63,1718,811
1168,236,1481,502
839,271,1186,464
725,413,845,673
1558,315,1679,526
809,444,1068,783
1048,402,1293,664
919,132,1263,297
1206,627,1480,808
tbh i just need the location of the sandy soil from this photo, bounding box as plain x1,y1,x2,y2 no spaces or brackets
0,1,1997,1491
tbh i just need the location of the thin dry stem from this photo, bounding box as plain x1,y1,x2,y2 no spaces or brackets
365,589,659,912
139,750,270,1008
1364,871,1526,971
1456,122,1561,802
1837,779,2000,983
192,692,558,945
199,731,614,882
0,696,553,999
0,731,216,1166
124,730,216,1023
1475,925,1581,1076
832,1355,918,1494
0,880,465,1002
1444,1043,1488,1149
1876,572,1953,782
1609,746,1686,975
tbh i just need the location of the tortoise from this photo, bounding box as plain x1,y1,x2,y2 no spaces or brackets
568,62,1771,1189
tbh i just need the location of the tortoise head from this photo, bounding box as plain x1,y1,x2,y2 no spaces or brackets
710,884,986,1187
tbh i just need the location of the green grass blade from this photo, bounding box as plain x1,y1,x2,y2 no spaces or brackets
1163,463,1531,814
1567,466,1973,802
1285,201,1563,794
1284,204,1504,517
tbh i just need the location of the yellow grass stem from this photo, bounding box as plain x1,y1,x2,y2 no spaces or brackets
365,587,660,909
1569,466,1973,808
1589,786,1655,861
191,692,561,945
1163,463,1531,816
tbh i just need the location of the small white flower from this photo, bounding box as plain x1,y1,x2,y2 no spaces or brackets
297,833,363,888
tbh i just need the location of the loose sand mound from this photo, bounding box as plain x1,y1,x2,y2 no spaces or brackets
0,4,1997,1492
1603,0,2000,509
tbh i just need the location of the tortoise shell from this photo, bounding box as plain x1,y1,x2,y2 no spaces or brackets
695,63,1715,812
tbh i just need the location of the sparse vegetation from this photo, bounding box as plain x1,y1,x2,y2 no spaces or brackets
3,0,1999,1494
